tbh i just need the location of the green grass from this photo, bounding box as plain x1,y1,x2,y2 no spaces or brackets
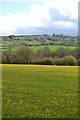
2,40,39,47
1,45,77,52
31,45,77,51
2,65,78,118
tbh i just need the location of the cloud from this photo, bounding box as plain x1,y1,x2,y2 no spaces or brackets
48,0,78,19
0,0,79,35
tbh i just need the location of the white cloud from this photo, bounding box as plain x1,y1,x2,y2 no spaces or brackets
0,0,79,35
49,0,78,19
54,21,75,28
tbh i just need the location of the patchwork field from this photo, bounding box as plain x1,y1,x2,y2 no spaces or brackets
2,65,79,118
0,43,77,52
31,45,77,51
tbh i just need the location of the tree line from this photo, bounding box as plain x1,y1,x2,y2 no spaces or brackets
1,46,80,65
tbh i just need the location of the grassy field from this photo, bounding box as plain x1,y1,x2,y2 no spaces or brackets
1,45,77,52
2,65,78,118
31,45,77,51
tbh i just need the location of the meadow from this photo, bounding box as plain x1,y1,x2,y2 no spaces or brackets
0,35,78,52
1,44,77,52
31,45,77,51
2,64,79,118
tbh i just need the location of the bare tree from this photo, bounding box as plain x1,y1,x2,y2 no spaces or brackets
15,46,36,64
2,51,12,63
37,47,51,58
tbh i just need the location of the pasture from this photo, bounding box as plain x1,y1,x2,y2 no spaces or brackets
31,45,77,51
1,44,77,52
2,65,78,118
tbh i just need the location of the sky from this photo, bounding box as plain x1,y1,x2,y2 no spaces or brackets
0,0,79,36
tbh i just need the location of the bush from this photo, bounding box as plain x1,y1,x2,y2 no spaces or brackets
2,51,12,64
55,48,71,58
14,46,36,64
0,52,2,63
78,59,80,66
2,45,78,66
53,58,63,65
34,58,53,65
71,48,80,59
42,58,53,65
62,55,77,66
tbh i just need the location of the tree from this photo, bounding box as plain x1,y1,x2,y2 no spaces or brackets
2,51,12,63
37,47,51,58
14,46,36,64
71,48,80,59
55,48,71,58
62,55,77,66
0,52,2,63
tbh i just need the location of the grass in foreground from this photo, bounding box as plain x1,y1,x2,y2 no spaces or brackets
2,65,79,118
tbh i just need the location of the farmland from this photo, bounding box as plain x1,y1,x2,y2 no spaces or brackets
0,34,78,52
31,45,77,51
2,65,79,118
0,44,77,52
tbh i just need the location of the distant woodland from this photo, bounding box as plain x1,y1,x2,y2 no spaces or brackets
0,34,80,65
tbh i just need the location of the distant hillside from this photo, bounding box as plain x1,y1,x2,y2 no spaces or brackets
1,34,78,47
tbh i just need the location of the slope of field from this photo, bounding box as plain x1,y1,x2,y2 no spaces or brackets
31,45,77,51
2,65,78,118
1,45,77,52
